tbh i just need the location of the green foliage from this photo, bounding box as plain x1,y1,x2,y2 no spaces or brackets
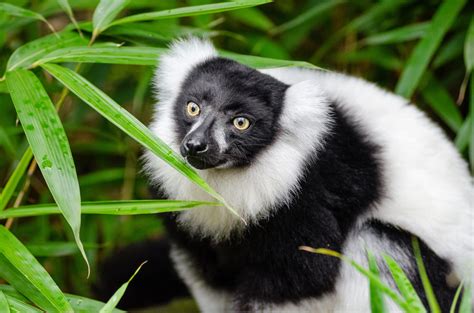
0,0,471,311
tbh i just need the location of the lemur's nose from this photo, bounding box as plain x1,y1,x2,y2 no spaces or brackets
183,138,208,156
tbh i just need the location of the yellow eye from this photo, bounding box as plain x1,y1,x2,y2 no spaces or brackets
186,102,200,117
233,117,250,130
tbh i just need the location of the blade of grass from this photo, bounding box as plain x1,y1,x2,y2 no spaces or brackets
99,262,146,313
56,0,82,36
6,31,87,71
41,63,240,220
383,254,426,313
367,250,386,313
5,295,41,313
5,69,88,275
450,281,464,313
0,200,218,219
0,290,9,313
109,0,272,28
0,147,32,211
469,73,474,174
299,247,412,312
395,0,467,98
0,3,56,35
465,17,474,73
92,0,130,42
412,237,441,313
363,22,430,46
455,114,471,152
421,74,463,132
0,225,73,312
458,282,472,313
228,7,273,31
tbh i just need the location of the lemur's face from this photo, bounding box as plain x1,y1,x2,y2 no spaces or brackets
173,58,288,170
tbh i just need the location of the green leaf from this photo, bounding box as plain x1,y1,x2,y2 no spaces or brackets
412,237,441,313
228,7,273,31
0,225,73,312
364,22,430,46
383,254,426,313
220,50,316,69
0,3,56,34
5,295,42,313
6,32,87,71
92,0,130,40
395,0,467,98
109,0,272,27
41,63,240,219
299,247,411,312
459,282,472,313
56,0,82,35
271,0,344,35
470,73,474,175
367,250,386,313
99,262,146,313
0,200,218,219
465,17,474,73
25,242,86,257
0,147,33,212
455,114,471,152
0,290,9,313
432,32,465,68
421,74,463,132
450,281,464,313
5,69,88,275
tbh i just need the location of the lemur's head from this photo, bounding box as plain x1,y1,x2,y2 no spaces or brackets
173,58,287,169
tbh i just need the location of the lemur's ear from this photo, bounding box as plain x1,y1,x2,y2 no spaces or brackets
154,37,217,102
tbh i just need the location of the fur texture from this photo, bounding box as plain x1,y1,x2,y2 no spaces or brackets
141,38,473,312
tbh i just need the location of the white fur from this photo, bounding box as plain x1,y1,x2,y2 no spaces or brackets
145,38,474,311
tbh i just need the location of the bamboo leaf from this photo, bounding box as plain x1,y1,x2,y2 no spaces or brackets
228,7,273,31
0,225,73,312
5,295,41,313
0,148,33,212
109,0,272,27
465,17,474,73
455,114,471,152
383,254,426,313
395,0,467,98
5,69,89,274
367,250,386,313
469,73,474,175
412,237,441,313
0,290,9,313
0,200,218,220
92,0,130,40
56,0,82,35
0,3,56,34
99,262,146,313
6,32,87,71
421,74,463,132
364,22,430,46
41,63,240,219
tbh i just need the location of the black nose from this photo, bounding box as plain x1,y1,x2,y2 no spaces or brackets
183,138,208,156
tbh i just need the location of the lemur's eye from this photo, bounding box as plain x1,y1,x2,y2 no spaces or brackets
233,117,250,131
186,102,200,117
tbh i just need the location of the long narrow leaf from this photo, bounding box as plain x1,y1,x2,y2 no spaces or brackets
41,63,240,219
367,250,386,313
383,254,426,312
0,290,9,313
56,0,82,35
92,0,130,40
458,282,472,313
455,114,471,152
99,262,146,313
5,295,41,313
450,281,464,313
109,0,272,27
7,32,87,71
0,3,56,35
0,226,73,312
395,0,467,98
364,22,429,46
470,73,474,174
465,17,474,73
0,200,218,219
412,237,441,313
5,69,88,274
0,148,33,212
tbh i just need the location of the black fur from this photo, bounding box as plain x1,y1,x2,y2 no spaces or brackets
173,57,288,169
165,103,383,308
